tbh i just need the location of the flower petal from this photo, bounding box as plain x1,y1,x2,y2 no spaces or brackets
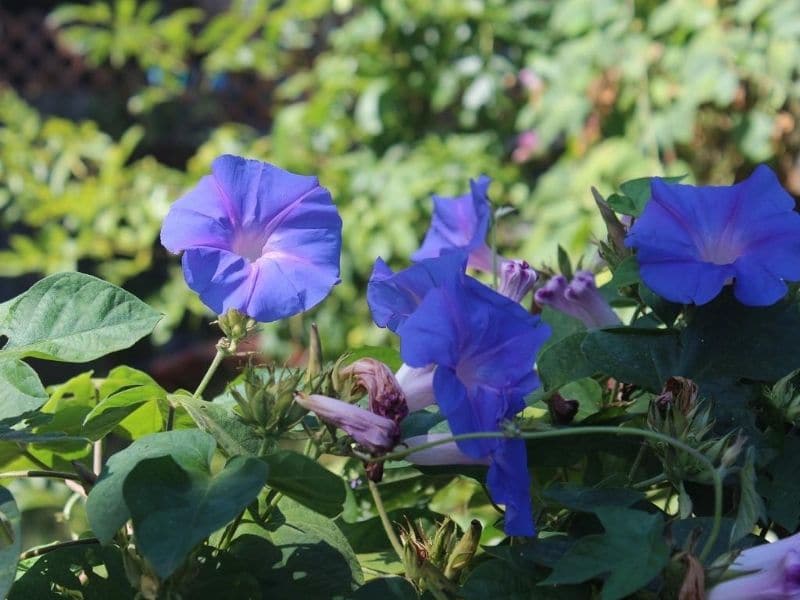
160,176,234,253
487,439,534,536
733,255,789,306
412,176,492,262
368,252,466,332
181,247,253,315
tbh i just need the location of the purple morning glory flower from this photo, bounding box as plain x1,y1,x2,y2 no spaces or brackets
160,155,342,322
411,176,496,271
625,166,800,306
367,251,466,332
708,533,800,599
498,259,538,303
534,271,621,328
397,277,550,535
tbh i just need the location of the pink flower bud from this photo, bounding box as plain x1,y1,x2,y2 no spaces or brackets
534,270,621,328
294,393,400,453
498,259,538,302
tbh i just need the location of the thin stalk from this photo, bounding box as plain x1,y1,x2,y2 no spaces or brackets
193,346,227,401
375,426,723,562
367,479,404,561
21,449,51,471
20,537,99,560
0,470,82,482
633,473,669,490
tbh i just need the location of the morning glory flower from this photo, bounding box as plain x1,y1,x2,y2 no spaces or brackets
161,154,342,322
534,271,621,328
625,165,800,306
402,433,490,466
367,251,466,332
708,533,800,599
373,257,550,535
411,176,496,271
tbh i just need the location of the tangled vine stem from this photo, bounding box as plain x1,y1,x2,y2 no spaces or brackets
371,426,723,563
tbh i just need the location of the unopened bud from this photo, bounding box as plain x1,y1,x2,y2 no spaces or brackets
548,393,579,425
720,433,747,469
498,259,537,302
430,518,458,567
655,377,698,415
306,323,323,383
444,520,482,581
217,308,257,351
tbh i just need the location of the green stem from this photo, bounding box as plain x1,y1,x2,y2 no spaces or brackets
0,470,82,482
378,426,723,562
21,449,51,471
20,537,99,560
193,346,227,401
219,510,245,550
632,473,668,490
367,479,404,562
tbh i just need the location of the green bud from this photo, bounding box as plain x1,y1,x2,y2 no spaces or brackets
306,323,323,383
443,520,482,581
216,308,257,351
766,369,800,425
429,519,457,567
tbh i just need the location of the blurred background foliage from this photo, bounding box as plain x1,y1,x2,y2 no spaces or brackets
2,0,800,357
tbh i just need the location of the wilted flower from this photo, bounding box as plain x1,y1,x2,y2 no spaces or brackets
341,358,408,424
498,259,538,302
708,533,800,599
625,166,800,306
294,392,399,454
411,177,495,271
534,271,621,328
161,154,342,322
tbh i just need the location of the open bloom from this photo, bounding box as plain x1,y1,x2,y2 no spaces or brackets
411,176,495,271
369,254,551,535
534,271,621,328
708,533,800,599
367,251,466,332
625,166,800,306
161,154,342,322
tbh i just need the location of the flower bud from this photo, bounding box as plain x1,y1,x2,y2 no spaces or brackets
534,271,621,328
429,519,458,567
306,322,323,383
548,393,579,425
444,519,482,581
294,392,400,454
216,308,257,351
655,376,698,415
498,259,538,302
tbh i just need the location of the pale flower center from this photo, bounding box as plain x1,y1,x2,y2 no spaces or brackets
700,238,742,266
232,230,268,262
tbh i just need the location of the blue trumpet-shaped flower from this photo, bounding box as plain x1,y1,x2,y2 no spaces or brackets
625,166,800,306
369,254,551,535
161,154,342,322
411,176,495,271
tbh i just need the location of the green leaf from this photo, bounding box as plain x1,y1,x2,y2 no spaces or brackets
82,368,168,440
759,436,800,531
351,577,418,599
267,498,363,595
0,487,20,599
0,272,161,362
606,193,639,216
179,395,262,456
343,346,402,371
538,331,595,390
0,359,48,421
582,328,680,391
87,429,217,543
679,292,800,382
10,543,132,599
483,536,573,570
608,255,640,288
543,507,669,600
730,448,764,542
262,450,346,517
607,175,684,216
557,245,573,279
123,453,268,579
463,558,585,600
